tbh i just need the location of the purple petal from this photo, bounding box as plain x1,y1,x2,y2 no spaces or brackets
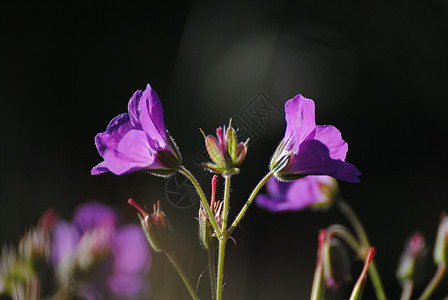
112,225,151,274
285,176,333,209
91,161,109,175
108,273,148,298
73,202,117,233
95,113,133,156
52,221,80,266
128,90,144,129
307,125,348,161
265,175,289,196
284,95,316,151
137,84,168,149
102,130,156,175
257,176,336,212
286,140,361,182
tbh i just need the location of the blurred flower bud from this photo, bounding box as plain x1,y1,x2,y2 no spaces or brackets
349,247,375,300
396,232,427,284
75,224,114,272
199,175,222,250
311,230,327,300
129,199,171,253
323,239,351,290
201,119,248,176
434,212,448,266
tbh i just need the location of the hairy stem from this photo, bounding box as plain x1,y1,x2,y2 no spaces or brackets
179,166,222,237
227,171,273,236
216,175,231,300
165,251,200,300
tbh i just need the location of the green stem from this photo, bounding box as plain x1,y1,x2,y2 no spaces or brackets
208,249,216,300
417,263,446,300
400,280,414,300
336,200,387,300
227,171,273,236
216,175,231,300
179,166,222,237
165,251,200,300
336,200,369,247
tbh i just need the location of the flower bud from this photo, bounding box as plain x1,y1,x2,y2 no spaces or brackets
323,239,351,289
129,199,171,253
396,232,427,284
201,119,248,176
349,248,375,300
199,175,222,250
433,212,448,266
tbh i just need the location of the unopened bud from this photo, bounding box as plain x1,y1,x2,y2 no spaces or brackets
201,119,248,176
199,175,222,250
323,239,351,289
129,199,170,253
434,212,448,266
396,232,427,284
349,247,375,300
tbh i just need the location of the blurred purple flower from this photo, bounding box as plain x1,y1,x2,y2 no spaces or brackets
52,221,80,267
256,175,338,212
52,202,151,299
271,94,361,182
92,84,181,176
109,225,151,298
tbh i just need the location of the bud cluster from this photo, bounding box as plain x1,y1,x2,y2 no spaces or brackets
201,119,248,176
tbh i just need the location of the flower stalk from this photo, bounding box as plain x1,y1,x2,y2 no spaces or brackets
179,166,222,238
216,175,231,300
227,171,274,236
165,251,200,300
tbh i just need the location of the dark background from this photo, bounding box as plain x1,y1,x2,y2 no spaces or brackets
1,1,448,299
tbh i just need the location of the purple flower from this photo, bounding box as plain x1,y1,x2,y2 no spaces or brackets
108,225,151,298
51,202,151,299
270,94,361,182
92,84,181,176
256,175,338,212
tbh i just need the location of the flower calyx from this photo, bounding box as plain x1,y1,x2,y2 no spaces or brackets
128,199,170,253
199,175,223,250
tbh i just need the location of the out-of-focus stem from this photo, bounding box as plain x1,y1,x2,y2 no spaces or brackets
400,280,414,300
418,263,446,300
336,199,387,300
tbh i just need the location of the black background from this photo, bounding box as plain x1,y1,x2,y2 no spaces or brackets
1,1,448,299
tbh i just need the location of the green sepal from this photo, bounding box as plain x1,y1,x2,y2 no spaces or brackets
138,213,163,253
205,135,227,166
227,126,237,160
273,172,307,182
